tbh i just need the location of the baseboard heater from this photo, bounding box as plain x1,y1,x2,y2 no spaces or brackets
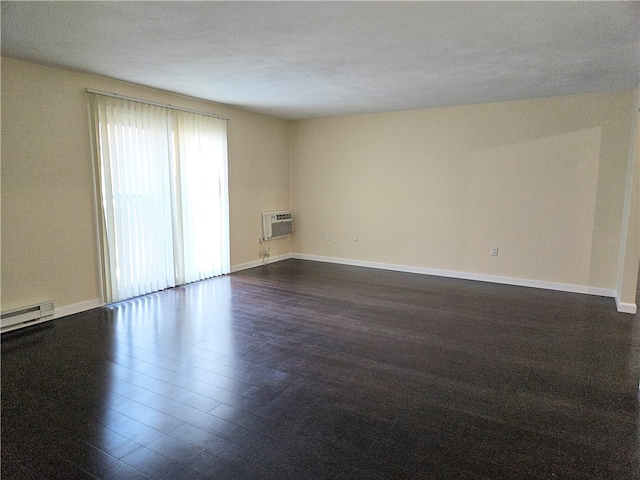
1,301,55,333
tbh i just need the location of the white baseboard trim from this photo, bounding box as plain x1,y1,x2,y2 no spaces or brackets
615,296,637,314
53,299,103,320
231,253,293,273
292,253,616,299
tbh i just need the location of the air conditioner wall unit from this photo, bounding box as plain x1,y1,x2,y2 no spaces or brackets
262,211,293,240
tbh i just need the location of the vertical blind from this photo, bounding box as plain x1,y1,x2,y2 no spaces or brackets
90,94,230,303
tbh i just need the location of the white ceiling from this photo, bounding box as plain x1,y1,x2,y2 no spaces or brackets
2,1,639,120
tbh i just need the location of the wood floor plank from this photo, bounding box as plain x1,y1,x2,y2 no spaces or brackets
2,259,638,479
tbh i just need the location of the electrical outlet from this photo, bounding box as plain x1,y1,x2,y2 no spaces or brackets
325,232,331,241
490,246,498,256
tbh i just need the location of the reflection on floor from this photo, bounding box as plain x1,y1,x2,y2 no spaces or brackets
2,259,639,479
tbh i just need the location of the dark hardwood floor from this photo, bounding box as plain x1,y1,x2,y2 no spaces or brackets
2,259,639,479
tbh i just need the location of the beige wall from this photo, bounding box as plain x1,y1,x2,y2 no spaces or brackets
1,57,290,311
3,55,636,314
291,91,634,291
616,87,640,308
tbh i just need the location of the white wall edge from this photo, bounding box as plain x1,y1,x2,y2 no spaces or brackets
53,299,103,320
615,296,638,314
292,253,616,298
231,253,293,273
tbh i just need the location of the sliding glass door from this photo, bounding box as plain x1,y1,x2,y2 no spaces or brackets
90,94,229,303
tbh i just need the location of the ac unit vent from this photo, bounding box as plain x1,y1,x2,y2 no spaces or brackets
262,211,293,240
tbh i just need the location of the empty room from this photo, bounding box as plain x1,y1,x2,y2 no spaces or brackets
2,2,639,479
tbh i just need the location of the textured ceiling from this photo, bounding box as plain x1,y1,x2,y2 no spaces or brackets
2,1,639,119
